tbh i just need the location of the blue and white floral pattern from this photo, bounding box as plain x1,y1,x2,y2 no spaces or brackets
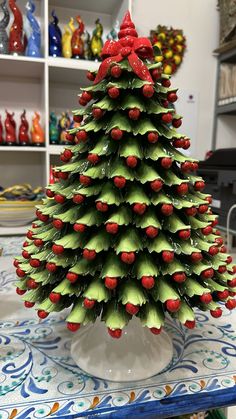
0,243,236,418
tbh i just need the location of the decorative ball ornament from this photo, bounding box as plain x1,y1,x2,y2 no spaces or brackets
111,65,122,78
128,108,140,120
142,84,154,98
147,132,158,143
108,87,120,98
126,156,138,168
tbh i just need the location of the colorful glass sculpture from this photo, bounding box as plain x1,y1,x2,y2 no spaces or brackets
91,18,103,61
9,0,25,55
106,20,119,40
5,111,17,145
0,0,10,54
31,112,45,146
49,10,62,57
62,17,74,59
49,112,59,144
25,0,41,57
83,30,92,60
71,15,84,59
19,110,30,145
58,111,71,144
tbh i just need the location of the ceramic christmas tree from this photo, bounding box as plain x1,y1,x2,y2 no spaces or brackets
14,12,236,382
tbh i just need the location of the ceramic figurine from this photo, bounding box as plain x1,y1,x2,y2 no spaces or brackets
106,20,119,40
25,0,41,57
49,10,62,57
49,112,59,144
71,15,84,59
58,111,71,144
19,110,30,145
62,17,74,58
9,0,25,55
91,18,103,61
31,112,45,146
0,115,4,144
0,0,10,54
5,110,17,145
83,30,92,60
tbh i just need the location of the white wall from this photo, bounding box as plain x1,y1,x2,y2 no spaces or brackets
132,0,219,160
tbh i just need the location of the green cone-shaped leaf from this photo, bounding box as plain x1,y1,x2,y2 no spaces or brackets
126,184,150,205
75,208,104,227
92,96,116,111
162,258,191,276
102,302,131,329
133,117,157,136
55,232,86,250
120,94,145,111
66,298,96,325
54,207,80,224
90,135,117,156
83,279,110,302
139,302,165,329
148,232,173,253
189,216,211,230
192,261,213,276
133,252,159,278
161,171,188,187
96,182,123,205
152,277,180,302
115,228,142,253
101,253,129,278
119,281,147,305
135,208,161,229
181,278,210,297
109,158,134,180
106,112,132,133
69,258,99,275
84,161,107,179
106,206,132,226
53,279,81,296
164,214,190,233
119,137,143,159
84,230,111,252
151,192,172,206
201,278,227,292
136,162,161,183
37,298,64,312
177,301,195,324
82,79,107,92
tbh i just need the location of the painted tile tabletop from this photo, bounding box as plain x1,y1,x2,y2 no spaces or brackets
1,237,236,418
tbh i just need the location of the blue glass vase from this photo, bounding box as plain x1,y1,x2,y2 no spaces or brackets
25,0,41,57
49,10,62,57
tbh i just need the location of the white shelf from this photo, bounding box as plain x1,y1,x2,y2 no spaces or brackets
48,57,99,72
49,0,123,15
0,225,30,236
0,54,45,63
0,146,46,152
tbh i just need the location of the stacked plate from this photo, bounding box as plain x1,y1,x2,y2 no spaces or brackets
0,200,42,227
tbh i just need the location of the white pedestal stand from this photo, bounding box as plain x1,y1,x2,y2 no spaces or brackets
71,318,173,382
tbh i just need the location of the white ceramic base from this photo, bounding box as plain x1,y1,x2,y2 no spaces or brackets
71,318,173,382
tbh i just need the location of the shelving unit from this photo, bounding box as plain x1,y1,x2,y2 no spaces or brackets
0,0,131,189
212,40,236,149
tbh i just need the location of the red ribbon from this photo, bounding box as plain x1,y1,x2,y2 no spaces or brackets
94,37,154,84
